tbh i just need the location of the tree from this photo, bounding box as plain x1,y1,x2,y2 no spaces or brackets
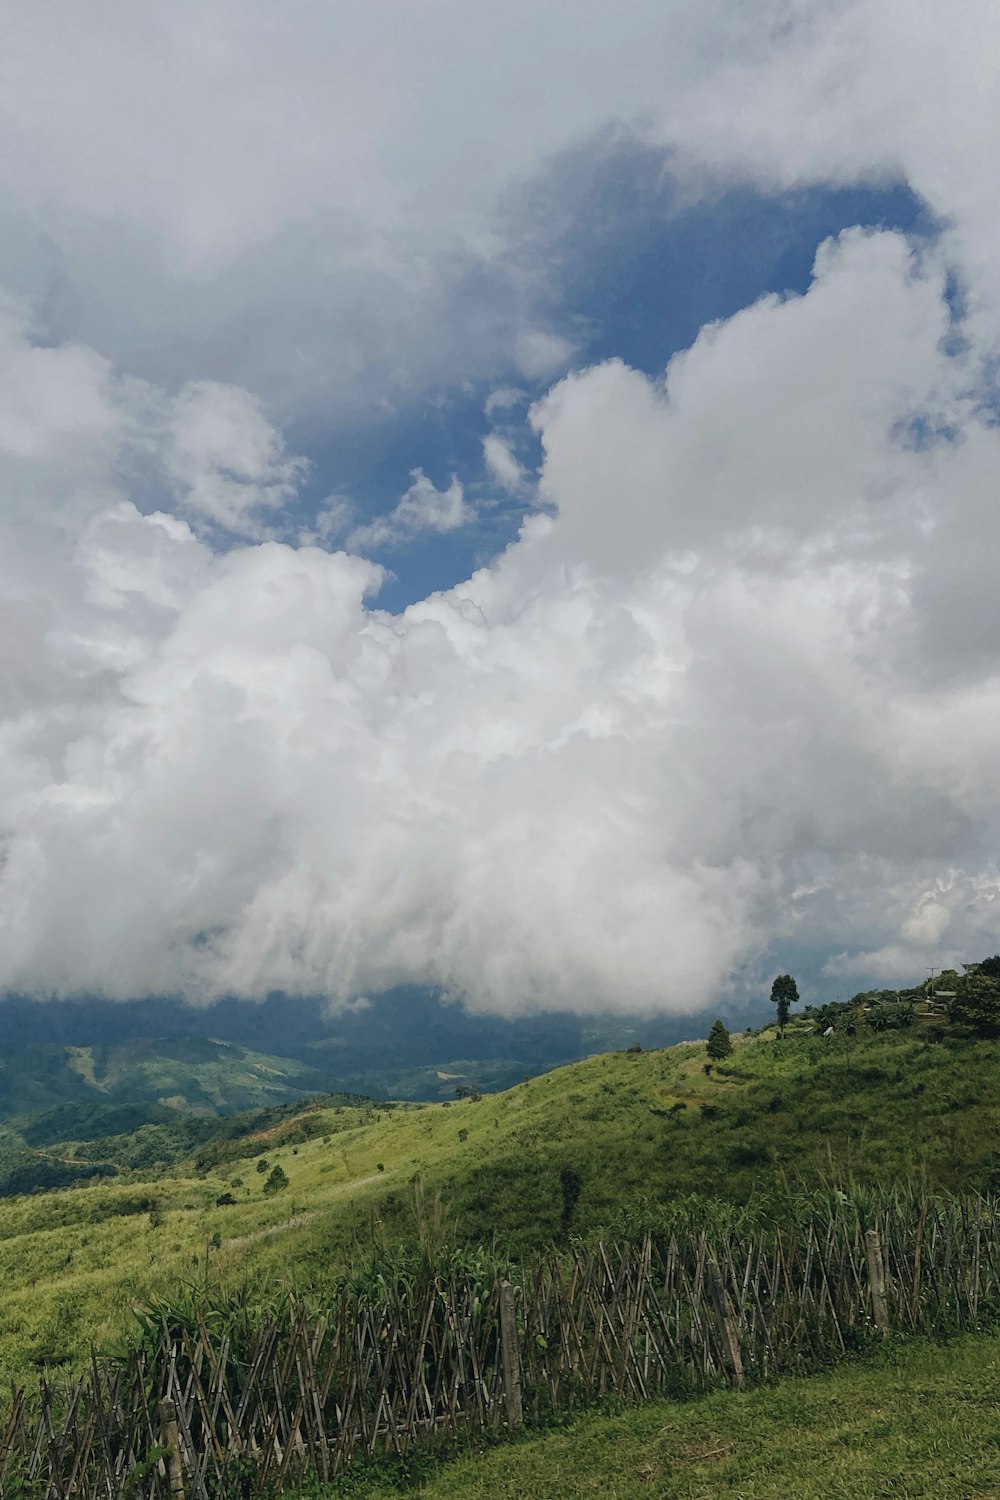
770,974,799,1038
706,1019,732,1059
950,971,1000,1037
262,1164,289,1197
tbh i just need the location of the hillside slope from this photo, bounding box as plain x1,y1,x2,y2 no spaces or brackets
2,1024,1000,1373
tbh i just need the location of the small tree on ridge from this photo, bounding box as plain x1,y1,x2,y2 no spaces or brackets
706,1019,732,1060
770,974,799,1038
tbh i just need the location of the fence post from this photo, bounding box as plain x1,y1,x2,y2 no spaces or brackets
158,1398,186,1500
865,1228,889,1337
706,1256,744,1388
498,1279,524,1431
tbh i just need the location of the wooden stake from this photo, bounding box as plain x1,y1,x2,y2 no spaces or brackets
865,1228,889,1337
498,1279,524,1431
158,1398,186,1500
706,1256,745,1388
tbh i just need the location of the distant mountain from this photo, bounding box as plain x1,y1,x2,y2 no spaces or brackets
0,1036,336,1138
0,988,723,1103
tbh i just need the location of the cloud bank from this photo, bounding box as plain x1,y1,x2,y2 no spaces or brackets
2,1,998,415
2,3,1000,1013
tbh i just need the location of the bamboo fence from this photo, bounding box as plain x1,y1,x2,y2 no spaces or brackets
5,1194,1000,1498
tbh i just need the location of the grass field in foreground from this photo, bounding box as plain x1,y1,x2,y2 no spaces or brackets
345,1333,1000,1500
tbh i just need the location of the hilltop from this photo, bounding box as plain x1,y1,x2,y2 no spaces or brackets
3,1017,1000,1375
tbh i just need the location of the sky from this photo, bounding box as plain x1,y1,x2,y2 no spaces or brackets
2,0,1000,1017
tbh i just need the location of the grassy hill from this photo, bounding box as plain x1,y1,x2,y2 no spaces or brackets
3,1022,1000,1375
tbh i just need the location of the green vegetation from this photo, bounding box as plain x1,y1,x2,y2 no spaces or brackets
706,1019,732,1059
0,989,710,1107
0,1089,373,1197
769,974,799,1037
4,1020,1000,1377
263,1163,289,1196
0,1037,334,1129
340,1332,1000,1499
950,967,1000,1036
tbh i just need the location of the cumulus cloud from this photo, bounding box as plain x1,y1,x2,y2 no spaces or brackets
347,470,475,552
482,434,526,493
3,219,1000,1013
4,5,1000,1014
162,382,306,535
2,1,998,418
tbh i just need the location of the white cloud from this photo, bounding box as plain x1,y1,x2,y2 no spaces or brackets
484,388,528,420
2,2,998,419
482,433,526,492
5,6,1000,1013
4,221,1000,1012
347,470,476,552
163,381,306,534
513,329,577,381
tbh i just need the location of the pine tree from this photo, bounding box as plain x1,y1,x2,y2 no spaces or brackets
770,974,799,1038
706,1019,732,1059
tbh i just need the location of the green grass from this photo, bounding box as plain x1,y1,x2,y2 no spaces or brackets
343,1333,1000,1499
3,1025,1000,1376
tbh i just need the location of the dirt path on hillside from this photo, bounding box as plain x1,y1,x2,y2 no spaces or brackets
24,1146,117,1168
234,1107,326,1148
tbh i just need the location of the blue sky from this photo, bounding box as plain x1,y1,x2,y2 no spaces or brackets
298,170,932,612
